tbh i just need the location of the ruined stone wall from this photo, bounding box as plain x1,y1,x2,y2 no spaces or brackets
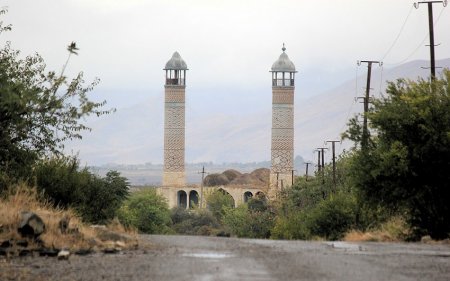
158,186,266,209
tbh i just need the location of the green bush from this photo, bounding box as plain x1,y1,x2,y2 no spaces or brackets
271,211,310,240
34,157,129,224
117,189,171,234
170,207,221,235
222,202,275,239
206,189,235,221
307,192,357,240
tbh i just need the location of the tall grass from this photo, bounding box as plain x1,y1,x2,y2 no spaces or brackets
344,216,411,242
0,183,136,251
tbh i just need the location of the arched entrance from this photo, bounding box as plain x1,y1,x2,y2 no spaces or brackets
255,191,266,200
189,190,199,208
218,188,235,208
177,190,187,209
243,191,253,203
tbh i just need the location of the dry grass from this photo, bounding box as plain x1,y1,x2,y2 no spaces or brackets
344,216,411,242
0,183,137,253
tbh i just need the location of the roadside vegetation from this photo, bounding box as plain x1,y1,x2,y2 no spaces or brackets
0,10,135,256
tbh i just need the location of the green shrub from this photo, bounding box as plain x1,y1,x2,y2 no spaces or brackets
170,208,221,235
117,189,171,234
271,211,310,240
34,157,129,224
222,203,275,239
307,192,357,240
206,189,235,221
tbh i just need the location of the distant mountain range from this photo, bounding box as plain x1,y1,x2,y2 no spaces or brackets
90,156,306,186
68,59,450,182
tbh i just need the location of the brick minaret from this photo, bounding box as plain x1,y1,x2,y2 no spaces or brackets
269,45,296,196
163,52,188,187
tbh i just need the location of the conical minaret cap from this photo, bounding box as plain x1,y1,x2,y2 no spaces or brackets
164,51,188,70
271,44,296,72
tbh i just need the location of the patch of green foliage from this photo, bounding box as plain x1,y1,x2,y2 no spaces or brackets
222,196,275,239
34,157,129,224
170,207,222,236
206,189,235,222
344,70,450,239
117,189,172,234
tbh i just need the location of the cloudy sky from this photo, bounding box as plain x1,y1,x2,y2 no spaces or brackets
1,0,449,165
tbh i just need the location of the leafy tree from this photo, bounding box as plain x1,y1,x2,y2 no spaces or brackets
78,170,129,224
0,11,112,190
117,189,171,234
345,70,450,239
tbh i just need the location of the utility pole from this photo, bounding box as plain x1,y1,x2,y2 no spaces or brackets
316,147,328,184
305,162,312,182
414,1,447,79
276,172,280,188
291,169,296,186
357,60,381,149
326,140,340,191
315,149,322,172
198,166,207,208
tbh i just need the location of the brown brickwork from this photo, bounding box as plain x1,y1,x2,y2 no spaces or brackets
270,86,295,193
163,85,186,186
272,88,294,104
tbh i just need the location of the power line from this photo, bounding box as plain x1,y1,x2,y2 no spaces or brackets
338,65,360,135
381,4,415,61
384,6,446,66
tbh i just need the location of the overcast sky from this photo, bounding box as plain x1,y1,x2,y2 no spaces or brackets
1,0,449,164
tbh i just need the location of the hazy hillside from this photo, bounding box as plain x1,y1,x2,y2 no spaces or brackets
296,59,450,159
66,59,450,173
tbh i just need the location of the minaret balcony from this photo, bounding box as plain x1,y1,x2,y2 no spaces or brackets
272,78,294,87
166,78,185,86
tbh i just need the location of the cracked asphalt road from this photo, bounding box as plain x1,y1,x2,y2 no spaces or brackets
1,235,449,280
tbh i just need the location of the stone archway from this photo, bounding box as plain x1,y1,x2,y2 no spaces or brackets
217,188,236,208
255,191,266,200
243,191,253,203
189,190,199,208
177,190,187,209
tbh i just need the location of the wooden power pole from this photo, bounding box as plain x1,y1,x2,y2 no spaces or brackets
326,140,340,191
315,149,322,172
305,162,312,182
316,147,328,184
414,1,447,80
357,60,381,149
198,166,207,208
